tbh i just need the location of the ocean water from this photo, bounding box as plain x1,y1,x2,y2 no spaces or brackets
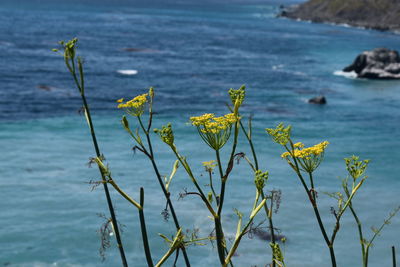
1,0,399,266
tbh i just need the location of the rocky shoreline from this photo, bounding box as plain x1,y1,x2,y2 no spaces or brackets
280,0,400,32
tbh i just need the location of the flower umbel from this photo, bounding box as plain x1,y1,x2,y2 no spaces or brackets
266,123,292,146
190,113,237,150
117,93,148,116
282,141,329,173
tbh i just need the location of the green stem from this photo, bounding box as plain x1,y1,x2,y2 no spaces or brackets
290,150,335,267
239,115,275,266
239,116,259,170
215,217,227,265
224,199,266,267
172,148,216,217
155,230,182,267
223,226,246,267
345,187,366,267
308,171,316,201
306,172,336,267
351,205,366,267
217,121,239,217
108,180,141,209
68,59,128,267
216,149,226,217
139,188,154,267
138,117,191,267
261,191,276,267
208,171,219,205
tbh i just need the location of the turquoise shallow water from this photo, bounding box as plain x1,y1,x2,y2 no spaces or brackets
1,0,400,266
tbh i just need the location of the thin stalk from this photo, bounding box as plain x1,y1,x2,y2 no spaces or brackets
393,246,396,267
214,149,230,264
155,229,183,267
224,199,266,267
226,106,258,169
139,188,154,267
365,206,400,266
330,180,364,246
365,218,391,266
350,205,366,267
208,171,219,205
306,172,336,267
216,149,226,217
252,191,260,211
68,60,128,266
237,114,276,266
223,220,251,267
345,187,366,267
217,121,239,217
173,249,180,267
261,191,276,267
308,171,317,202
171,147,225,264
239,116,259,170
136,116,191,267
290,152,336,267
108,180,141,209
172,148,216,217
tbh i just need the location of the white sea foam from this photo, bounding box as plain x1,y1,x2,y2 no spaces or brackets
272,64,284,70
333,70,357,79
117,69,138,75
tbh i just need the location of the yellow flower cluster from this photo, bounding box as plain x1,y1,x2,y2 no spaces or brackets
190,113,237,134
202,160,217,172
117,93,148,116
281,141,329,159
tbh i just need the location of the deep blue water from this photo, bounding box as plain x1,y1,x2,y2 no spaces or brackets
1,0,399,266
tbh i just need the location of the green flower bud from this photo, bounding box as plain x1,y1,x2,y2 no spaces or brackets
154,123,174,146
228,85,245,107
149,87,154,99
254,170,269,191
344,155,370,180
266,123,291,146
207,191,213,203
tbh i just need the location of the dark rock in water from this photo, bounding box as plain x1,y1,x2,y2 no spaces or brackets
309,96,326,104
343,48,400,79
279,0,400,32
37,84,53,91
252,228,286,242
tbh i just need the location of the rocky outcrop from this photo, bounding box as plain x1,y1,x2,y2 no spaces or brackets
280,0,400,32
343,48,400,79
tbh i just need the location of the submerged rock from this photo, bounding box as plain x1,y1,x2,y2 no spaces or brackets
37,84,53,91
309,96,327,104
252,228,286,242
343,48,400,79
